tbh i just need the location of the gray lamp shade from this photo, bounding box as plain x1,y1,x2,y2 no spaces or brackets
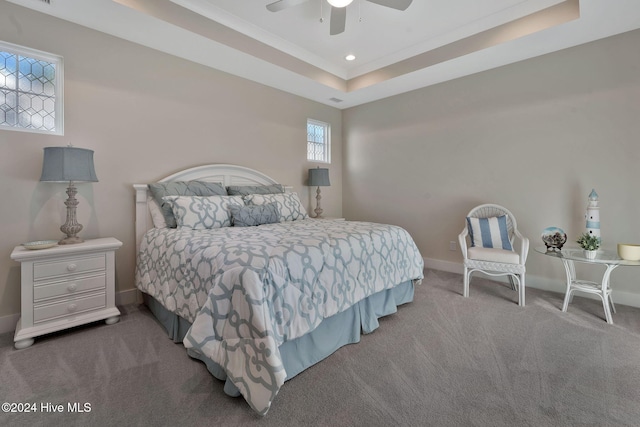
308,168,330,187
40,146,98,183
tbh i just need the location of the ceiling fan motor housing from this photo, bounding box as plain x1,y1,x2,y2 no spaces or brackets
266,0,413,35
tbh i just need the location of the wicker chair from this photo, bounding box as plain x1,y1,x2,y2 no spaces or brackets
458,204,529,306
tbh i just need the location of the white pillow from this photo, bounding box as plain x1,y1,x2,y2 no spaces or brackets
243,192,308,222
148,196,168,228
162,195,244,229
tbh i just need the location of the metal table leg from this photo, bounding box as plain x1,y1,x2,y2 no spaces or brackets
560,259,618,324
561,259,575,312
600,264,618,324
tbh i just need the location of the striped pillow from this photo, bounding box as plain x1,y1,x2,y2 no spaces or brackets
466,215,513,250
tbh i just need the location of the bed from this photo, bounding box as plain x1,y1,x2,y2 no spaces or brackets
134,164,424,415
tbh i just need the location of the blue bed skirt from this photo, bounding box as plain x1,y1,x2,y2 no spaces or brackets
142,280,415,396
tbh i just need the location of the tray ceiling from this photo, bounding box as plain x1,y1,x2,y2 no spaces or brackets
6,0,640,108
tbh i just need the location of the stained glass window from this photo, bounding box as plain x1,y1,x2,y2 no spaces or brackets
1,41,63,135
307,119,330,163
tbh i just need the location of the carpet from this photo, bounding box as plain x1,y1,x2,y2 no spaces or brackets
1,269,640,426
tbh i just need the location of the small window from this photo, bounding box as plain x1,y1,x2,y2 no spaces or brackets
307,119,330,163
0,41,64,135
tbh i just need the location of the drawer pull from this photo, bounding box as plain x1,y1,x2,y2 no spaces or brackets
67,263,77,272
67,283,78,292
67,304,78,313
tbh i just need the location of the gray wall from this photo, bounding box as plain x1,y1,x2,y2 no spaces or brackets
0,2,342,320
2,0,639,325
343,29,640,304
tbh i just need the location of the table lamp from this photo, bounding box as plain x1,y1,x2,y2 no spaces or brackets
308,167,330,218
40,146,98,244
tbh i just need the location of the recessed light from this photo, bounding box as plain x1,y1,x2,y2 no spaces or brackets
328,0,354,7
345,54,356,61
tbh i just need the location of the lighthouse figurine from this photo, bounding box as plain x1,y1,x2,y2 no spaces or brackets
585,189,601,243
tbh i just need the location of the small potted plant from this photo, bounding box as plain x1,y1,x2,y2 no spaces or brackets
576,233,600,259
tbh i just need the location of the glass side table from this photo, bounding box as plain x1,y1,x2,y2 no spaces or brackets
535,247,640,324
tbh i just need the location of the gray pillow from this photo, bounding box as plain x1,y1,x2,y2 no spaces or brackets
163,195,244,229
243,193,308,222
226,184,285,196
229,203,280,227
148,181,227,228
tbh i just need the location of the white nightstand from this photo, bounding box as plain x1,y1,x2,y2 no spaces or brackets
10,237,122,349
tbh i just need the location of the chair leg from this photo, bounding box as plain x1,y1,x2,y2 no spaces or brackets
519,274,526,307
507,275,517,291
562,288,573,312
463,266,470,298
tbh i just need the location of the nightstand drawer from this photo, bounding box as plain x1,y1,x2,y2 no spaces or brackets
33,275,106,302
33,255,105,280
34,292,106,323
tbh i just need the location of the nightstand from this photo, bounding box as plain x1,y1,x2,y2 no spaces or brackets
10,237,122,349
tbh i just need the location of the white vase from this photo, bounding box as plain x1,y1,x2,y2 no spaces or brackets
583,249,597,260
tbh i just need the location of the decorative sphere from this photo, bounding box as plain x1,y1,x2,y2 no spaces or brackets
542,227,567,250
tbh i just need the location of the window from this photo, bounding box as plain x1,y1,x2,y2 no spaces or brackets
307,119,330,163
0,41,63,135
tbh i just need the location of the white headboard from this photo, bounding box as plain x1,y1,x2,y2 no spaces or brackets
134,164,290,249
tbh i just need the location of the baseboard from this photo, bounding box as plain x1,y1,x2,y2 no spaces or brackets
424,257,464,274
116,288,139,307
0,288,142,336
0,313,20,337
424,257,640,309
2,259,638,336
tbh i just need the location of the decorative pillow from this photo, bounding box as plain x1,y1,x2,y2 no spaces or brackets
226,184,285,196
149,181,227,228
466,215,513,250
244,193,308,222
162,195,243,229
229,203,280,227
147,196,167,228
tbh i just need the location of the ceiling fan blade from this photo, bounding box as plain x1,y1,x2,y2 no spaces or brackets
365,0,412,11
329,6,347,35
266,0,310,12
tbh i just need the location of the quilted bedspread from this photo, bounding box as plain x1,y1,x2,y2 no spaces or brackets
136,219,423,414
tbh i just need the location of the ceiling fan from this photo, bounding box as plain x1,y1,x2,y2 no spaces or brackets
266,0,413,36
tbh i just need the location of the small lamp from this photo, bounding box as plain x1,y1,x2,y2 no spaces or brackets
40,146,98,245
308,167,330,218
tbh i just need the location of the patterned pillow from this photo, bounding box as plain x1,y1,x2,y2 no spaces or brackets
244,193,308,222
229,203,280,227
162,195,244,229
149,181,227,228
466,215,513,250
226,184,285,196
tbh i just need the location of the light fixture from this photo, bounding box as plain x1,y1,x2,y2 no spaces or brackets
327,0,353,8
345,54,356,61
308,167,331,218
40,146,98,244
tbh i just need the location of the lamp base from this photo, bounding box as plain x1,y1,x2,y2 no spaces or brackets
314,186,324,218
59,236,84,245
59,182,85,245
